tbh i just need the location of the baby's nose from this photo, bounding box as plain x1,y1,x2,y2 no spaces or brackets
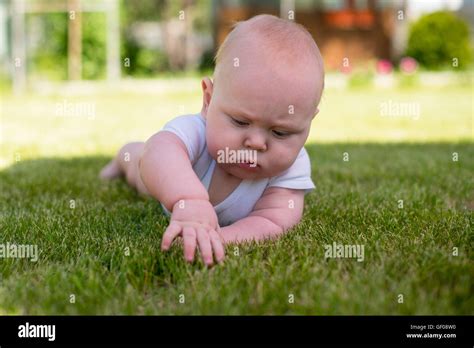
243,130,267,152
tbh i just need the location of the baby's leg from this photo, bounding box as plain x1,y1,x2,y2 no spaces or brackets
100,142,149,195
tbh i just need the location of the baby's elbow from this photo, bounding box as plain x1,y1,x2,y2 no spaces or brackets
256,209,302,233
281,210,303,232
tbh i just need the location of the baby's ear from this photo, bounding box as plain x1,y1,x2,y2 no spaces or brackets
201,77,214,118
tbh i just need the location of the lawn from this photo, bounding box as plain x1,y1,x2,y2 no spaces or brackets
0,79,472,314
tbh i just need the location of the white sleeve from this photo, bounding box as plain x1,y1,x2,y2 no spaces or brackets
267,147,316,194
158,114,206,164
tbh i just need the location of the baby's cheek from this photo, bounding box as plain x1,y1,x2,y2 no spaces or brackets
207,124,238,152
206,135,220,160
206,128,228,160
271,146,299,171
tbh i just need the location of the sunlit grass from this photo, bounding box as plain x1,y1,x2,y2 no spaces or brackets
1,79,472,167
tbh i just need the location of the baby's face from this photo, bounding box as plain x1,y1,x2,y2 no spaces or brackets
202,40,321,180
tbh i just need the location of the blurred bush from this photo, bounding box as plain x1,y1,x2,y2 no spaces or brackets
120,0,167,77
30,13,67,80
134,48,169,76
81,13,107,79
120,0,212,77
347,69,374,89
406,11,472,70
397,73,418,89
28,0,211,79
29,12,106,80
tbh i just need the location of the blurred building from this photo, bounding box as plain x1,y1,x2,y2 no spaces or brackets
212,0,407,70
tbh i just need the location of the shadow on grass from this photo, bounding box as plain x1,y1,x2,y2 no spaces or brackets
1,142,473,209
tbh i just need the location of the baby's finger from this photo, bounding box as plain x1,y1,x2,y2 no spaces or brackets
196,227,213,266
161,222,182,251
182,226,197,262
209,229,225,263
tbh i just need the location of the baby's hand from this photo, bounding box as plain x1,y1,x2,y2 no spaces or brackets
161,199,225,266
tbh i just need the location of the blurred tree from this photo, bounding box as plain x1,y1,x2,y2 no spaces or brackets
30,11,106,80
161,0,212,70
121,0,165,75
121,0,212,75
30,0,212,79
29,13,68,80
82,13,106,79
406,11,472,70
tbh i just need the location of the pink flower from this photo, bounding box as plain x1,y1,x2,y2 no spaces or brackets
376,59,393,75
340,63,352,74
400,57,418,74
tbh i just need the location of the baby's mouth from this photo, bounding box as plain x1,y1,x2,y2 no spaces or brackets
246,161,257,167
237,162,259,170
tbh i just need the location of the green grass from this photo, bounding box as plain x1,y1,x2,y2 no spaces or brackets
0,80,473,314
0,144,472,314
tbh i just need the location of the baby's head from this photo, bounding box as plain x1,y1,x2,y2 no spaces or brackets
201,14,324,180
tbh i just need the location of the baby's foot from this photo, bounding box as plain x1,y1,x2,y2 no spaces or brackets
99,159,122,180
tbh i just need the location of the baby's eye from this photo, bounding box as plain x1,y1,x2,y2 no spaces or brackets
272,130,290,138
232,118,249,126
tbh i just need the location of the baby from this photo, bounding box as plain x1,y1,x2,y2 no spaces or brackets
100,14,325,266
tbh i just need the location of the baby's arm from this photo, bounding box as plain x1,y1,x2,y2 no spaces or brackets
140,132,224,265
218,187,305,244
139,131,209,210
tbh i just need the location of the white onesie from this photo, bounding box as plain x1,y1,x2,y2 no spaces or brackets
158,113,315,226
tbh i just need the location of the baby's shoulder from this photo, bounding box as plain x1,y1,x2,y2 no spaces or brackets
160,112,207,163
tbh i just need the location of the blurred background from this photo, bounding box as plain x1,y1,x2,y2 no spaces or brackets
0,0,472,168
